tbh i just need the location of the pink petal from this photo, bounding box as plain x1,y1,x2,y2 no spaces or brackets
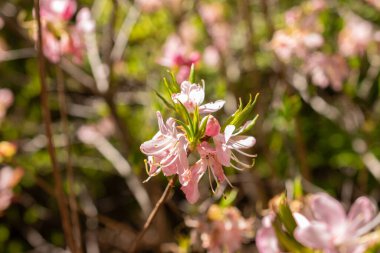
348,196,377,232
224,125,235,143
294,221,332,249
180,161,206,204
156,111,168,135
199,100,225,114
256,226,281,253
210,157,225,183
230,136,256,149
309,193,347,234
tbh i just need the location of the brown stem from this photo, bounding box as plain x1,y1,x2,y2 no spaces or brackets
56,66,83,253
128,177,176,253
33,0,76,251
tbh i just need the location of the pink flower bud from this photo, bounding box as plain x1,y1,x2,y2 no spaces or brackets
205,116,220,137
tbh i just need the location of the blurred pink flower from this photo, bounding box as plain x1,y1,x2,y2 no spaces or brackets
256,214,283,253
0,88,13,120
159,35,201,83
136,0,163,13
76,7,95,33
40,0,77,21
0,166,23,214
305,53,348,91
187,205,254,252
365,0,380,10
294,193,378,253
171,81,225,114
339,15,373,57
270,30,323,62
140,112,189,185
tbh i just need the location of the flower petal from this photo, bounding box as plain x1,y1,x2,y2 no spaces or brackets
348,196,377,232
199,100,225,114
294,221,332,249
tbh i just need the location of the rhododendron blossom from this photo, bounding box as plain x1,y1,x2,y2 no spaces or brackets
171,81,225,114
33,0,94,63
187,205,254,253
140,75,257,204
294,193,379,253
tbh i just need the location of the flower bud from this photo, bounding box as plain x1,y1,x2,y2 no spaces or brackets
205,116,220,137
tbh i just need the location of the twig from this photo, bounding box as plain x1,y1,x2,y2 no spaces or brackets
128,177,176,253
0,48,36,62
78,128,152,217
56,65,83,253
33,0,76,251
111,4,140,62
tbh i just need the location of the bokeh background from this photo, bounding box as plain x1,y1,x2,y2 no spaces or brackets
1,0,380,252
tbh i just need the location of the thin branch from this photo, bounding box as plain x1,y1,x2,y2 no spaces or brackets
77,128,152,217
0,48,36,62
128,177,176,253
33,0,76,251
56,66,83,253
111,4,140,62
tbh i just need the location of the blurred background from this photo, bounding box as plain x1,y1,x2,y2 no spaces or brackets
0,0,380,252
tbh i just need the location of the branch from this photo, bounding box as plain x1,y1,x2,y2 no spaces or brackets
128,177,176,253
33,0,76,251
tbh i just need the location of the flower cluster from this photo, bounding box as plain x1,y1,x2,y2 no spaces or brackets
257,193,380,253
270,0,380,91
186,204,254,253
140,70,258,203
33,0,94,63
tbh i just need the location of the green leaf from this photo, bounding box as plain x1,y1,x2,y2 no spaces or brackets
154,90,175,110
219,189,238,207
188,63,195,83
293,176,303,199
223,93,259,130
198,115,210,138
273,217,307,253
277,193,298,234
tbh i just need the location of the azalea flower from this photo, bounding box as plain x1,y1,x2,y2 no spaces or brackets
187,205,254,253
339,15,373,57
294,193,379,253
213,125,256,171
158,35,201,83
0,166,23,214
40,0,77,22
171,81,225,114
181,142,224,204
256,214,283,253
304,53,348,91
140,112,189,185
34,0,93,63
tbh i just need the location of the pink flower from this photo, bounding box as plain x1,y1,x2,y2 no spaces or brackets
76,8,95,33
40,0,77,22
366,0,380,9
214,125,256,170
256,214,283,253
181,142,224,204
136,0,163,13
0,89,13,120
294,193,378,252
305,53,348,91
140,112,189,184
0,166,23,214
171,81,225,114
188,205,254,252
158,35,201,83
339,15,373,57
